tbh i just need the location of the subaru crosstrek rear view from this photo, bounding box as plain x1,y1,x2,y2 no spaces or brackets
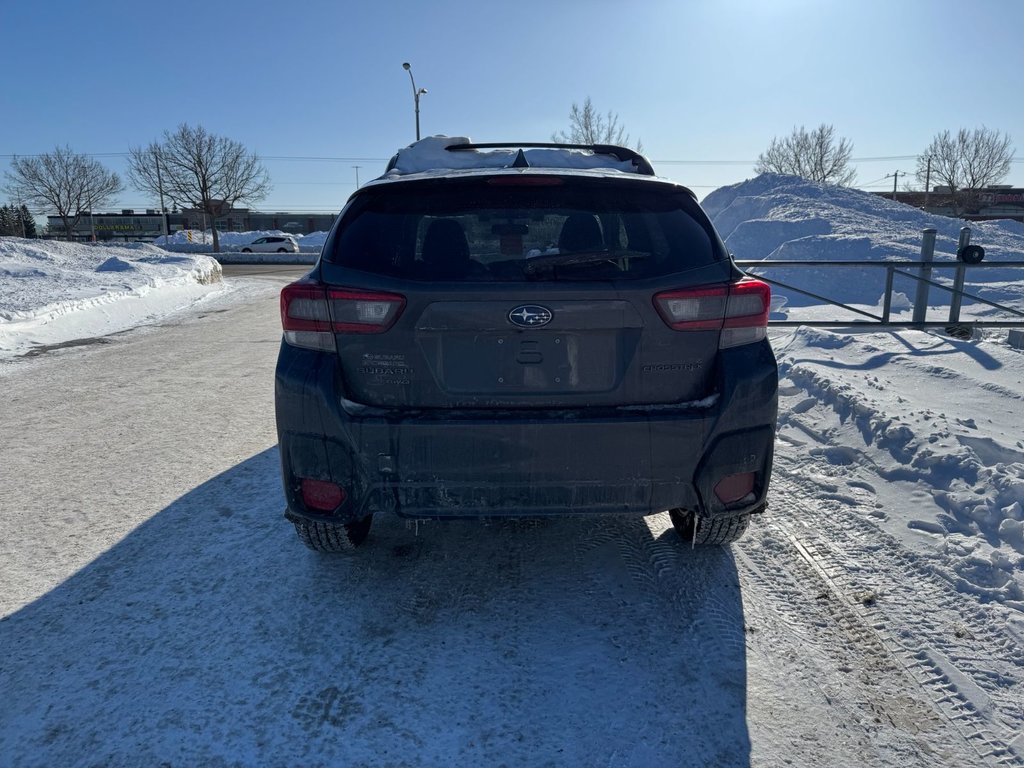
274,137,778,551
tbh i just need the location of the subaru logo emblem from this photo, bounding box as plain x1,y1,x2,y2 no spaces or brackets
508,304,553,328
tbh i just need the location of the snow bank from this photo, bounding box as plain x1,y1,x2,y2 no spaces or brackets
0,238,224,360
703,174,1024,311
155,229,327,254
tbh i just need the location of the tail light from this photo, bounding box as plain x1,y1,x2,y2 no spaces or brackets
654,278,770,348
280,280,405,351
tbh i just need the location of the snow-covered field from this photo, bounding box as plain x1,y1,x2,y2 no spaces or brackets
2,175,1023,765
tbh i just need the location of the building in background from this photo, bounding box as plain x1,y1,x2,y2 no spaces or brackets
178,208,338,235
874,186,1024,223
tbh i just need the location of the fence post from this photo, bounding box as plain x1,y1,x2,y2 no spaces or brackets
948,227,971,323
913,228,937,325
882,266,895,323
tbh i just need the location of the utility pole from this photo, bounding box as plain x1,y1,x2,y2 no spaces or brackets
923,155,932,209
86,183,96,242
154,147,168,241
352,165,361,188
885,170,905,203
17,196,26,238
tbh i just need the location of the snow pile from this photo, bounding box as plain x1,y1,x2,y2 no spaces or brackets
775,326,1024,607
0,237,224,360
703,174,1024,312
154,230,328,253
297,230,328,249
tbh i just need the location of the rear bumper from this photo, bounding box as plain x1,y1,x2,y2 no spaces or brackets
275,342,777,522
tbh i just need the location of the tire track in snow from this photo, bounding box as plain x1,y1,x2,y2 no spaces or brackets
735,524,967,765
765,463,1024,766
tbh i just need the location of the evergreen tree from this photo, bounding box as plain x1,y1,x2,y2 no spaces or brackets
0,204,14,235
19,204,37,237
0,204,37,236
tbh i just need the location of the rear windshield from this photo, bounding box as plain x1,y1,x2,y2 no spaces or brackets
324,178,725,282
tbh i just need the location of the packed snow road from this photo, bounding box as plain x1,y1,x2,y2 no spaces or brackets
1,272,1021,767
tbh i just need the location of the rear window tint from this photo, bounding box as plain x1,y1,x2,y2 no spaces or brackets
325,178,724,281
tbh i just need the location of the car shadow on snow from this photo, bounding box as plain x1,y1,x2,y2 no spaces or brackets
783,329,1002,373
0,447,751,768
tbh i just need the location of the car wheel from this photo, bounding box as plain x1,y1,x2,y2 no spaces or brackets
668,507,753,546
277,248,288,253
241,248,252,253
294,515,373,552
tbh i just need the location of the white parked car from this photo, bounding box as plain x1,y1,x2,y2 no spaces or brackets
241,235,299,253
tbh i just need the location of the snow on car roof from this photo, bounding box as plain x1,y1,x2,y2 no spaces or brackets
381,135,652,178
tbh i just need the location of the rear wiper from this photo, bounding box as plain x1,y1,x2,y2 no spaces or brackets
522,250,648,276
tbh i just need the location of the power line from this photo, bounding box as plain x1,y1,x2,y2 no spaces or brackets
0,152,972,164
859,175,892,187
654,159,755,165
262,156,388,163
4,152,1024,174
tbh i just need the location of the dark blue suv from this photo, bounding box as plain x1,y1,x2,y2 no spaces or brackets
275,138,777,550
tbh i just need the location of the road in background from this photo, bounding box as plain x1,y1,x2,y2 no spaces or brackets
220,264,311,279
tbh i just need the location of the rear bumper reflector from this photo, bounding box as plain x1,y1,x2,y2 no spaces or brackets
300,478,347,512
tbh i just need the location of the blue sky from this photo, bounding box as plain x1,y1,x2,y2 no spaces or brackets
3,0,1023,213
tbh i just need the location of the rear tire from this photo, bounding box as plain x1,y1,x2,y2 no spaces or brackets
294,515,373,552
277,248,288,253
241,248,252,253
668,508,752,546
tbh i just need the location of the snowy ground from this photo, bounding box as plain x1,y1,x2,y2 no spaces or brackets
0,238,229,360
775,326,1024,599
1,176,1023,765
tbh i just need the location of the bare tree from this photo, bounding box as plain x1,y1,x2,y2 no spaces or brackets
553,97,643,151
128,124,271,252
755,124,856,186
916,127,1014,216
3,146,122,240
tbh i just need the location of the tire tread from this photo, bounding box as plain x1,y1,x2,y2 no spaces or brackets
294,517,371,552
668,508,753,546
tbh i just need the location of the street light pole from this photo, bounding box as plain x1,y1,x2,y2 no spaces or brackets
402,62,427,141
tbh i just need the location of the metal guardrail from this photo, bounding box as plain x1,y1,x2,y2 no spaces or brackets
735,259,1024,329
735,225,1024,330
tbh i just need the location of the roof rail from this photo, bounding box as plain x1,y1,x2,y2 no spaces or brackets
446,142,656,176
